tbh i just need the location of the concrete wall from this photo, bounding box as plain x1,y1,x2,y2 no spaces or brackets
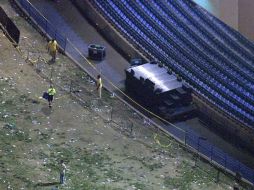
238,0,254,41
193,0,238,30
219,0,238,30
193,0,254,41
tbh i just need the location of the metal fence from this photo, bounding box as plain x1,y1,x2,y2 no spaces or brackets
0,6,20,44
15,0,254,185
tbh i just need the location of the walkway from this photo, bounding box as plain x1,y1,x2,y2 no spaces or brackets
30,0,128,90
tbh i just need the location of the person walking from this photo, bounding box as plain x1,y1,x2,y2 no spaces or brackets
96,75,102,99
47,85,56,108
59,160,67,185
47,39,58,62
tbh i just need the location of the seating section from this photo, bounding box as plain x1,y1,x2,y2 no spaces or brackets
89,0,254,126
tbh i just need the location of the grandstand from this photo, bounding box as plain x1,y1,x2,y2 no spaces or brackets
72,0,254,153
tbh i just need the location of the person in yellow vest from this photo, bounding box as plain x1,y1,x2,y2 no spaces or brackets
59,160,67,185
47,39,58,62
96,75,102,99
47,85,56,108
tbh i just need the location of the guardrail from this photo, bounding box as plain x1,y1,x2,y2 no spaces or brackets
14,0,254,186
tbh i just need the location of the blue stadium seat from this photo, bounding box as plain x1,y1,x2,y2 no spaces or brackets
91,0,254,126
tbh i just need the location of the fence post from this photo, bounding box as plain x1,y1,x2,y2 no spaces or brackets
210,146,213,162
224,155,227,168
45,19,48,34
176,142,180,165
130,122,133,136
64,37,67,52
195,137,207,167
184,131,187,145
194,139,200,167
109,105,113,121
235,172,242,184
69,80,73,93
215,170,220,183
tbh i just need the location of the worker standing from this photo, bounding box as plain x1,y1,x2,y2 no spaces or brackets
96,75,102,99
59,160,67,185
47,85,56,108
47,39,58,62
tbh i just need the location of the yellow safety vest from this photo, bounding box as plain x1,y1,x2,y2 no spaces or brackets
97,78,102,88
48,88,56,96
48,41,58,52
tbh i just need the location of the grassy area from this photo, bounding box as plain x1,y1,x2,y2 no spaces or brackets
0,1,251,189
